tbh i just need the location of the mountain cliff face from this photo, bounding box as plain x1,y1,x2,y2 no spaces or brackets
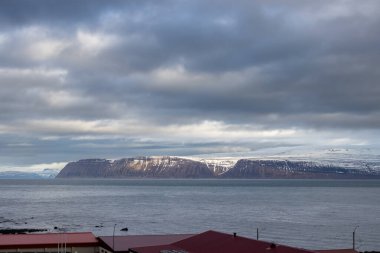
57,157,214,178
56,156,380,179
57,159,112,178
221,159,378,179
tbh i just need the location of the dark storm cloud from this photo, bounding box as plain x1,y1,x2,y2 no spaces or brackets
135,13,380,128
1,0,380,167
0,0,146,27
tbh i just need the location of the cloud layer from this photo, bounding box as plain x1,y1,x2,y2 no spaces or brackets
1,0,380,168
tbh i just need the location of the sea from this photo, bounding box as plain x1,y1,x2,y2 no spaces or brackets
0,179,379,251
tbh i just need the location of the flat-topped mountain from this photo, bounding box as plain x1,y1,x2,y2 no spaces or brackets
57,159,113,178
221,159,378,179
56,156,380,179
57,157,214,178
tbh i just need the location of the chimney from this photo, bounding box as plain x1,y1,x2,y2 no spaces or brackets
266,243,277,250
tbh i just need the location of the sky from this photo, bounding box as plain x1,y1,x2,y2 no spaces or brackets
0,0,380,171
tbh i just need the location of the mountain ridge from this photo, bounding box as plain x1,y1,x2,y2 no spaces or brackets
56,156,380,179
0,169,60,179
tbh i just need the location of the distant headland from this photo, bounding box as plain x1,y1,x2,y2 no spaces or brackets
56,156,380,179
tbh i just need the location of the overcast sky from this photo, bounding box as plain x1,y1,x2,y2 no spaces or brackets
1,0,380,170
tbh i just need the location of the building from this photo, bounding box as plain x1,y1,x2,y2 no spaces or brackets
316,250,359,253
98,234,193,253
129,230,355,253
0,232,99,253
0,230,359,253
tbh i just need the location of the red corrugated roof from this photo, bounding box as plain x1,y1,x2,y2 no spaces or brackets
132,230,318,253
0,232,98,249
316,249,359,253
129,244,183,253
99,234,194,252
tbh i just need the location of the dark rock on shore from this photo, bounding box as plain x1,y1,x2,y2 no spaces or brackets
0,228,48,234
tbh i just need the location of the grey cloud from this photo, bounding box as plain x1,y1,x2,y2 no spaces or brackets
82,2,380,123
1,0,380,125
0,0,142,28
0,131,300,167
1,0,380,166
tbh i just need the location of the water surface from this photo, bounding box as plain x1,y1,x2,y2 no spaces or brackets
0,179,379,251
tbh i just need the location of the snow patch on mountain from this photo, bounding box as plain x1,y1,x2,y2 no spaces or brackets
183,157,238,175
187,146,380,173
36,168,61,178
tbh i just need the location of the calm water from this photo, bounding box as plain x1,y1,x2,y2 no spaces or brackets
0,179,379,251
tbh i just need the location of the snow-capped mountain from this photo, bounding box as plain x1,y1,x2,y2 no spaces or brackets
57,157,214,178
269,146,380,172
192,146,380,173
196,158,237,176
56,147,380,179
0,168,60,179
36,168,61,178
0,171,43,179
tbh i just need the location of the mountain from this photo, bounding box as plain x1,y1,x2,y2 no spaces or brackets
196,158,236,176
0,168,61,179
36,168,61,178
0,171,43,179
56,155,380,179
221,159,379,179
202,146,380,172
57,159,112,178
57,157,214,178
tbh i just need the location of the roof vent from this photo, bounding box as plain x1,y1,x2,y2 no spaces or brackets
160,250,188,253
233,232,237,237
